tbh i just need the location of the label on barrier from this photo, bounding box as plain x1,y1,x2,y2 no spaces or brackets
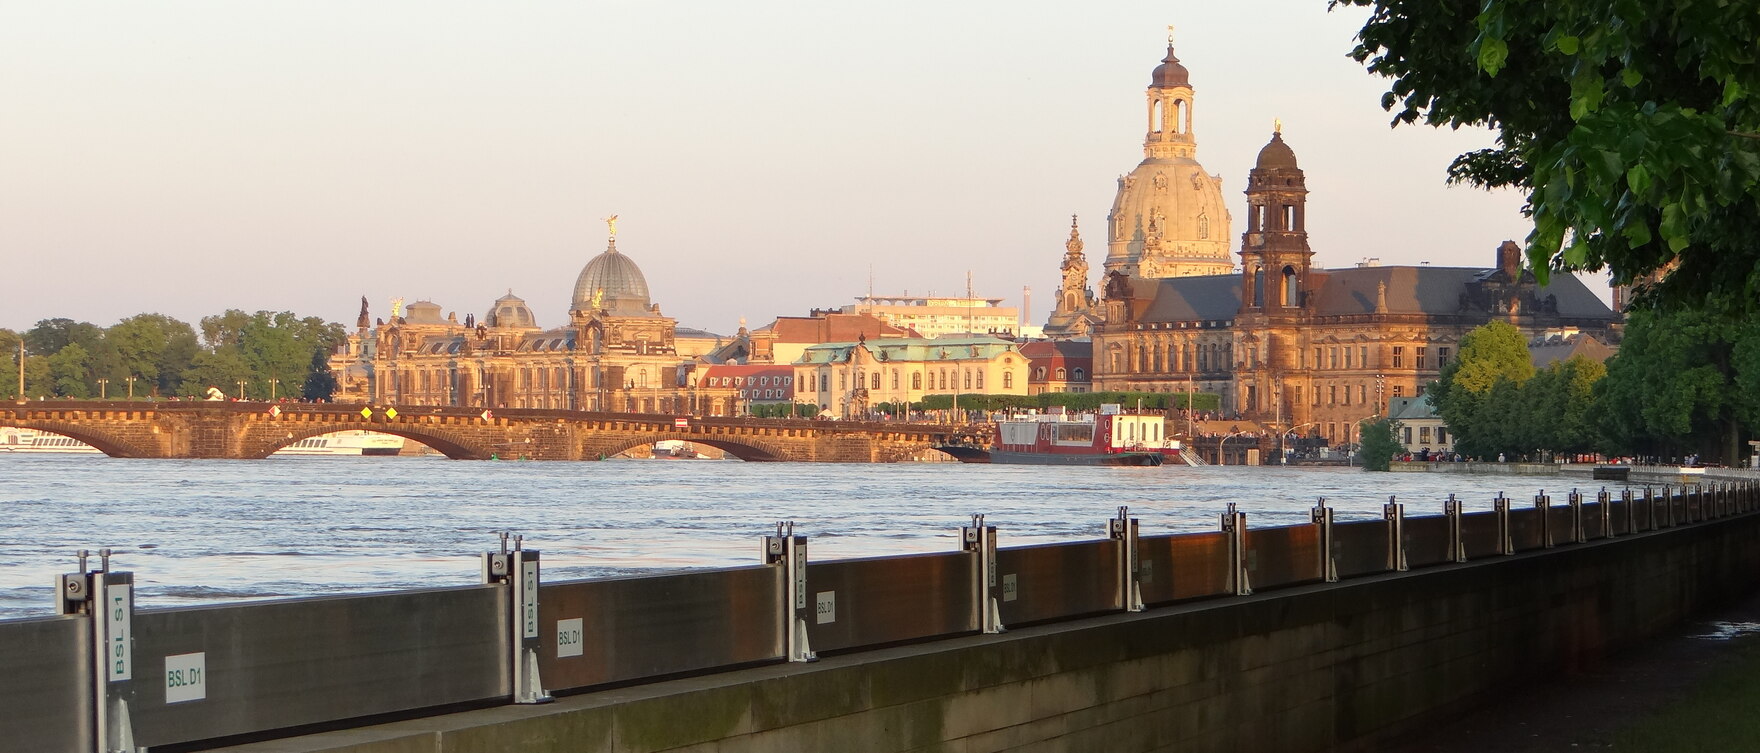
1001,574,1018,602
556,618,584,658
521,561,539,640
164,652,205,703
107,583,132,681
815,591,835,624
1140,559,1154,583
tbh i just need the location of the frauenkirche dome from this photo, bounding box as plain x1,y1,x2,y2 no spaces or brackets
1105,41,1234,279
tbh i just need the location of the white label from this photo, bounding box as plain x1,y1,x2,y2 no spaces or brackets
1002,574,1018,603
815,591,836,624
164,652,205,704
555,618,584,658
793,544,808,610
521,560,539,640
1140,560,1154,583
107,584,132,681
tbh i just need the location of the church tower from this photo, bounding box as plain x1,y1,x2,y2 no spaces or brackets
1104,33,1233,279
1043,215,1099,338
1239,125,1312,312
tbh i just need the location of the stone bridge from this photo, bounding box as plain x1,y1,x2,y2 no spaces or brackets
0,401,958,462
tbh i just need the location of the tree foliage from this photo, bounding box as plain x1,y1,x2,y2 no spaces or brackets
1433,322,1607,459
910,391,1223,414
1591,308,1758,462
1336,0,1760,317
1357,417,1402,471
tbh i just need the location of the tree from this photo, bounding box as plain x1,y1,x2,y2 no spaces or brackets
106,314,199,397
1357,417,1402,471
180,349,252,399
301,347,338,402
0,329,20,400
48,342,92,398
24,318,103,356
1336,0,1760,317
1591,308,1756,462
1432,321,1534,458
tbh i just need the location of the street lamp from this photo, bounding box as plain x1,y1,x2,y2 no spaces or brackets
125,375,137,400
267,377,281,401
236,380,248,401
96,378,108,400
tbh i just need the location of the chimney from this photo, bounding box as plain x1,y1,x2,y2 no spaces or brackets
1497,240,1522,280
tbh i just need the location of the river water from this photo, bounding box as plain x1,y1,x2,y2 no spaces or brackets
0,454,1592,620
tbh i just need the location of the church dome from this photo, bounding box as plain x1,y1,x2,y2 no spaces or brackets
1255,131,1299,170
1150,47,1190,89
571,240,653,315
485,292,538,329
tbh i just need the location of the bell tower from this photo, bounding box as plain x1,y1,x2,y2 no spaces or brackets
1144,27,1195,160
1240,124,1312,313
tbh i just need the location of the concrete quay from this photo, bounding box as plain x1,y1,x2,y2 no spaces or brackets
213,510,1760,753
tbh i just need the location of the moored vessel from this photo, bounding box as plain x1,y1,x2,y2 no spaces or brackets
935,409,1180,466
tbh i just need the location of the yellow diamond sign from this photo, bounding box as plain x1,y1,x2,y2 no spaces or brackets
360,407,372,419
385,407,398,420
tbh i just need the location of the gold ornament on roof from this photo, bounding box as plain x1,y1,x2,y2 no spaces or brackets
603,214,619,238
1274,118,1283,134
1167,24,1174,46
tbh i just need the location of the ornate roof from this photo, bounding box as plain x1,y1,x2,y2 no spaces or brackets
1254,130,1299,170
485,292,538,329
572,239,653,316
1150,46,1190,89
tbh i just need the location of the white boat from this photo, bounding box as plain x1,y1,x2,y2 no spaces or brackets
273,431,406,457
0,429,101,454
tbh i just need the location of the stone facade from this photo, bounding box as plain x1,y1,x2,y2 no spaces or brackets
1091,128,1621,446
794,336,1030,418
331,233,699,413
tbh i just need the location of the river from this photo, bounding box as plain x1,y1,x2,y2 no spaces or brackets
0,454,1596,619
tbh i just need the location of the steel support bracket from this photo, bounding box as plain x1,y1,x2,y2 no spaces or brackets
962,515,1005,633
1312,500,1338,582
1383,498,1407,572
1222,504,1251,596
1444,494,1466,563
765,522,816,662
1108,506,1144,611
483,534,550,704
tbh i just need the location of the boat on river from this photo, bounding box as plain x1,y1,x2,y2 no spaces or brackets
0,428,101,454
934,410,1179,466
273,431,406,456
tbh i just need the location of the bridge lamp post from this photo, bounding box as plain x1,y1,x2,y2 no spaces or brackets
268,377,281,401
236,380,248,401
125,375,137,400
97,378,108,400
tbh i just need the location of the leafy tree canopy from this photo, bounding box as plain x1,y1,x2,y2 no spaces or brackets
1336,0,1760,316
1358,417,1402,471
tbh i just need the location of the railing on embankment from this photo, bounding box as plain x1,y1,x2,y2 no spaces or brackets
7,482,1759,753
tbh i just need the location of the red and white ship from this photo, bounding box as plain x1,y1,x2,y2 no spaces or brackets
935,409,1180,466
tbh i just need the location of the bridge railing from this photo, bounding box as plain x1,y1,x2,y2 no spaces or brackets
6,482,1756,753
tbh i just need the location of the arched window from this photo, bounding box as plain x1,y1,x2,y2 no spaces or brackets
891,370,899,390
1003,372,1014,389
871,372,881,390
637,369,648,387
1056,367,1067,380
1035,367,1046,379
912,373,923,390
1174,99,1188,134
963,370,972,390
1074,367,1085,381
1151,98,1164,133
1283,204,1297,231
1282,266,1299,307
975,371,984,390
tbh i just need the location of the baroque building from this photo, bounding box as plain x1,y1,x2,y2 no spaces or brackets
332,225,737,414
1089,126,1622,445
1104,38,1233,279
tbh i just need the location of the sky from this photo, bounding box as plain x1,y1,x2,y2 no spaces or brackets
0,1,1604,336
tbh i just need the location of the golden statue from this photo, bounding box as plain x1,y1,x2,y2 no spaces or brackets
603,214,619,238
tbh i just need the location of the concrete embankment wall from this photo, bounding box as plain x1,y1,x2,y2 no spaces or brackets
221,514,1760,753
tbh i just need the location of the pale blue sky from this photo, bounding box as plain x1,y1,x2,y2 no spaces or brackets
0,1,1591,335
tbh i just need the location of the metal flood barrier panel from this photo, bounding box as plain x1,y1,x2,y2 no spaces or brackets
128,585,508,749
0,616,90,753
1331,520,1392,579
1243,525,1322,590
1404,515,1454,569
538,565,783,691
1545,505,1574,546
805,551,976,654
1460,511,1502,559
1140,531,1230,605
1507,508,1545,552
1608,499,1632,536
1582,502,1607,540
995,539,1121,625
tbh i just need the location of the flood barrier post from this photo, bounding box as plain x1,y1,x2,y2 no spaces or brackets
1568,489,1585,543
1537,490,1554,548
1222,503,1251,596
1444,494,1465,563
1383,497,1407,572
59,549,137,753
482,533,549,704
1108,506,1144,612
1312,499,1337,582
962,514,1004,632
1495,493,1513,555
1597,488,1612,538
764,521,816,662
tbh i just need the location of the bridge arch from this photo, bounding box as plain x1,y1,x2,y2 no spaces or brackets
0,421,152,458
242,425,493,460
594,432,787,462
